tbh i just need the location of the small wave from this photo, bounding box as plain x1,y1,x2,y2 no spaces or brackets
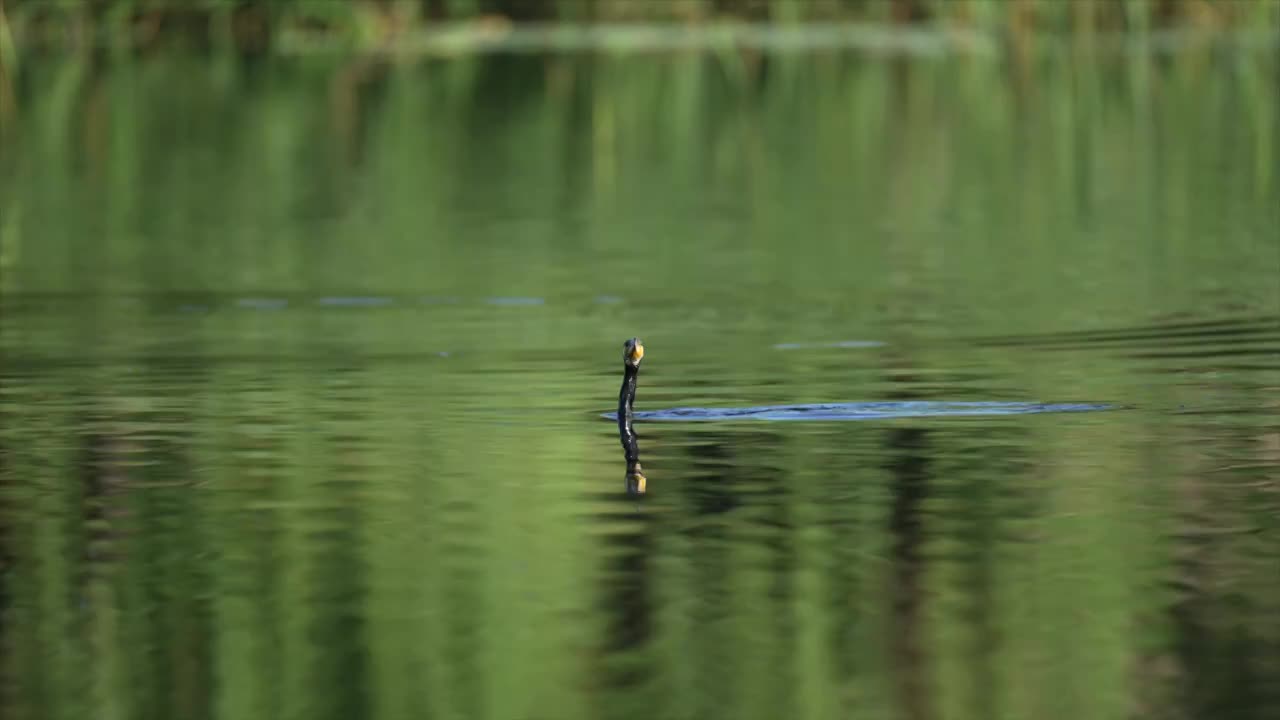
773,340,886,350
487,296,546,306
236,298,289,310
603,401,1114,421
317,296,394,307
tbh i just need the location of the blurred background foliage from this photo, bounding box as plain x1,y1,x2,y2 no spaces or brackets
0,0,1278,56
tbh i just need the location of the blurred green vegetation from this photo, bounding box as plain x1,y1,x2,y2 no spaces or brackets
0,0,1278,55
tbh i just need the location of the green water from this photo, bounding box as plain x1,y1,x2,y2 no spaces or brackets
2,48,1279,720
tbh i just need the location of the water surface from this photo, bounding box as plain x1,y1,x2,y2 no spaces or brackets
2,47,1278,720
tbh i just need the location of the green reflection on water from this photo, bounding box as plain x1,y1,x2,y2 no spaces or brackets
1,48,1278,720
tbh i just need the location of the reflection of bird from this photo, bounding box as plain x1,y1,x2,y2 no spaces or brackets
617,338,646,494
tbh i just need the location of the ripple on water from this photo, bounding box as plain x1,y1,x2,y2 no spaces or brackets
317,296,395,307
486,296,546,306
772,340,886,350
605,401,1115,421
236,298,289,310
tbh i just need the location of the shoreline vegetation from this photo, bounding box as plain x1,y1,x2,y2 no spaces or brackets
1,1,1275,117
1,2,1276,151
1,0,1278,57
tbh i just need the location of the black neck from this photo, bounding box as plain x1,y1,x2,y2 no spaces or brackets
617,363,640,465
618,364,638,416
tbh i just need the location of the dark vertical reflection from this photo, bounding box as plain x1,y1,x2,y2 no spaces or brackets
128,318,214,720
459,53,556,233
1165,438,1280,719
951,445,1003,720
71,403,133,715
596,505,657,675
0,406,8,717
67,56,108,177
884,423,934,720
681,431,740,717
0,304,13,712
74,409,130,610
1071,62,1097,226
440,505,485,720
749,433,796,719
128,388,213,720
554,54,593,239
466,53,549,136
306,364,372,720
677,427,789,716
684,434,743,517
219,368,289,720
880,364,937,720
329,57,391,170
590,456,660,720
1166,500,1253,718
821,437,868,689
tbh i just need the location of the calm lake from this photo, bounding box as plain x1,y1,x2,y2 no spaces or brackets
2,44,1279,720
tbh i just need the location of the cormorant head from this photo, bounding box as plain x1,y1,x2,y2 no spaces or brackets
623,337,644,369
